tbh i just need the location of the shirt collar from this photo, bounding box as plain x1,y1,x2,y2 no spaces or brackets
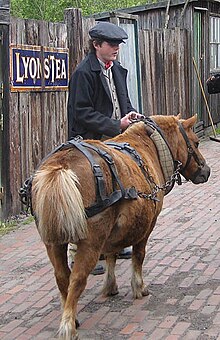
98,58,113,70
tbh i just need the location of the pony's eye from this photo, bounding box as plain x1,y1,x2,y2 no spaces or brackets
194,141,199,148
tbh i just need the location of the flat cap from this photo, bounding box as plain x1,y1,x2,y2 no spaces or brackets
89,22,128,44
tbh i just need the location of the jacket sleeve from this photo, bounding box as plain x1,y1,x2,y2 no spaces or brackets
68,69,121,138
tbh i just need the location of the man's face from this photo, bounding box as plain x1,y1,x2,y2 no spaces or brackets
94,41,120,63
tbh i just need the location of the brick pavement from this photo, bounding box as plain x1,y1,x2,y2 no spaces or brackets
0,138,220,340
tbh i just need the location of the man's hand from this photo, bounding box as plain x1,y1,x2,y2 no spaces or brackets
120,112,144,131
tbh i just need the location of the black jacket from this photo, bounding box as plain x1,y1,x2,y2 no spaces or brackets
67,53,135,140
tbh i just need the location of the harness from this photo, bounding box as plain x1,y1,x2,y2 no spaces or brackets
19,118,201,218
178,123,205,182
67,140,139,217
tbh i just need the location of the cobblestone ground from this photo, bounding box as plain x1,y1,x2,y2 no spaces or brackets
0,138,220,340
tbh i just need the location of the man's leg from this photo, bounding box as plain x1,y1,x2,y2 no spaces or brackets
68,243,105,275
118,246,132,259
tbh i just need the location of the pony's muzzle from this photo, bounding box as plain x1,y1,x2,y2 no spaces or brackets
192,163,211,184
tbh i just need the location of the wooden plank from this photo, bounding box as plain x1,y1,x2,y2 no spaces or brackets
8,92,21,213
140,27,190,118
39,20,49,46
30,92,43,169
19,92,32,183
1,23,10,217
139,30,152,115
64,8,83,76
83,17,95,56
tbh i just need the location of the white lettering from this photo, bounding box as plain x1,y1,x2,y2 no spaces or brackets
44,58,50,79
29,57,37,79
36,58,41,79
55,59,61,79
15,53,24,83
61,60,67,79
50,55,55,83
22,56,30,79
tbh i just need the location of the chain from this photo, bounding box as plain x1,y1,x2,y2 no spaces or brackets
137,160,182,201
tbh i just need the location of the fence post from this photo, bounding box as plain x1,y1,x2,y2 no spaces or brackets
64,8,84,77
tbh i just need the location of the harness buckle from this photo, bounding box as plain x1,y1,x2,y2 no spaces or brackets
93,165,103,177
124,187,138,199
103,153,114,165
188,146,194,154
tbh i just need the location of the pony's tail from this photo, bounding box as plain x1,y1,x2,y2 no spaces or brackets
32,165,87,244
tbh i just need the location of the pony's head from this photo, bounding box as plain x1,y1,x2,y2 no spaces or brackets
121,114,210,185
175,114,210,184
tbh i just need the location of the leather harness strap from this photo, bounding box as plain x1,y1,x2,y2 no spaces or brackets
67,140,138,218
104,141,144,167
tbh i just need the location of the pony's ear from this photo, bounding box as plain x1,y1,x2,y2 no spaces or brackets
182,114,197,129
177,113,182,119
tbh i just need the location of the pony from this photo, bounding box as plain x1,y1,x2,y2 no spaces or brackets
29,115,210,339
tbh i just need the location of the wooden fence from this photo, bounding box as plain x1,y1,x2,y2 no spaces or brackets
139,28,191,117
6,9,95,216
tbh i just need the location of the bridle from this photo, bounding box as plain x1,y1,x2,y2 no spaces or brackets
178,123,205,181
134,116,205,184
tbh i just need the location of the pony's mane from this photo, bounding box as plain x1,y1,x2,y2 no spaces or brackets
150,115,178,130
124,115,179,138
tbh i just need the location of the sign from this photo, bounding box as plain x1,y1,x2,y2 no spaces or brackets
10,45,69,91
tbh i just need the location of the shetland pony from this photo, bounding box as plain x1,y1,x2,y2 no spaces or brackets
31,115,210,339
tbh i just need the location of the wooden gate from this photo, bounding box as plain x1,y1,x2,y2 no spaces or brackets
139,28,191,117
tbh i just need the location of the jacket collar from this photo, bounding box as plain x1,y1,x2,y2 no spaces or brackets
88,52,120,72
88,53,103,72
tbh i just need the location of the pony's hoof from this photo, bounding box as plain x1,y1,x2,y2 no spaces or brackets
133,285,149,299
142,286,149,296
107,288,119,296
103,284,119,296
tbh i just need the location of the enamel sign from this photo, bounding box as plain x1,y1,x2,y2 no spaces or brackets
10,45,69,91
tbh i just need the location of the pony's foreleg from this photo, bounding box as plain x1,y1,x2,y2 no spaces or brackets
102,254,118,296
59,246,100,340
46,244,71,305
131,239,149,299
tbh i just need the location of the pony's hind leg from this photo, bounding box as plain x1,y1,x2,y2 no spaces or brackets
102,254,118,296
131,240,149,299
46,244,71,305
59,243,100,339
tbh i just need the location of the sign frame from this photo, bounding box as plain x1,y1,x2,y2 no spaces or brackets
10,44,69,92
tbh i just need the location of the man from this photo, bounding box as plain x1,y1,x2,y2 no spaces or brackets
68,21,142,275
